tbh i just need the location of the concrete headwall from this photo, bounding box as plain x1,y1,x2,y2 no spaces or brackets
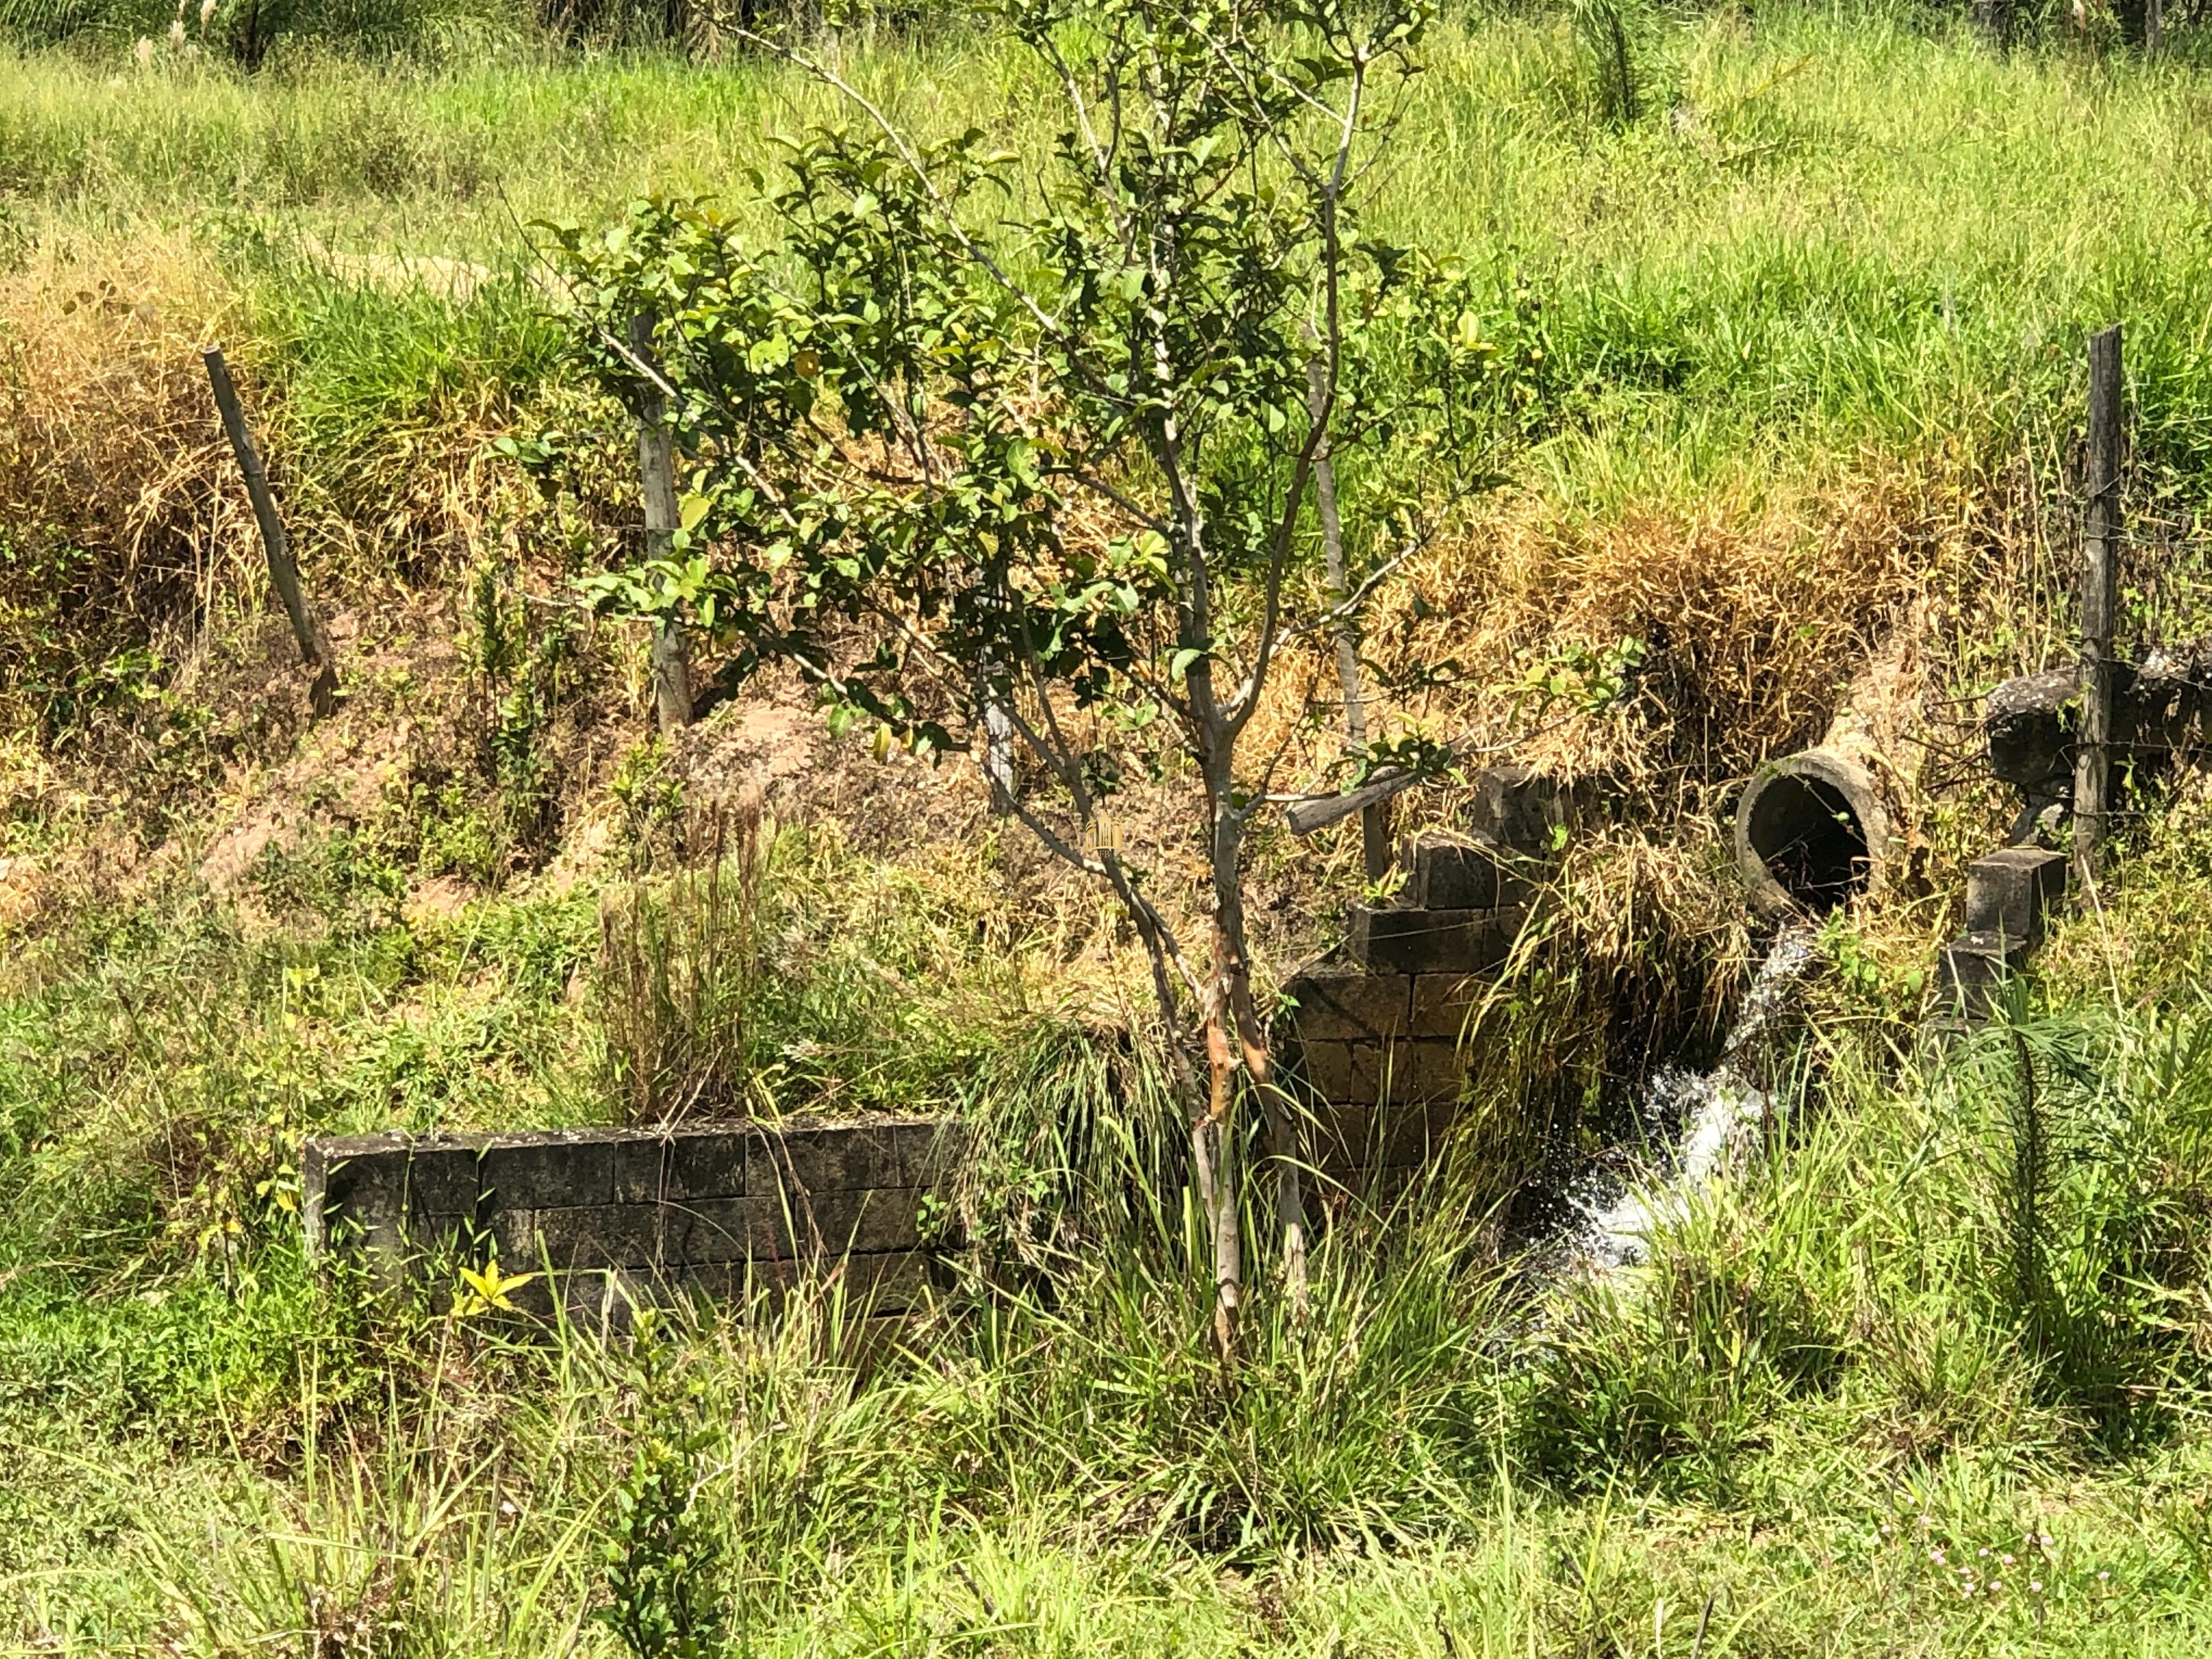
303,1115,950,1317
1283,768,1574,1185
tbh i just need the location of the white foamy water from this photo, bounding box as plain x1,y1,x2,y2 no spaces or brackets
1577,924,1819,1271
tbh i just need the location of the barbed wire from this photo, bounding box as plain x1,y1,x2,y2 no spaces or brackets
2018,479,2212,654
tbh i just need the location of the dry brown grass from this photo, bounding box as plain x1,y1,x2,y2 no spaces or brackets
1354,456,2035,918
0,229,252,699
1242,457,2045,1111
0,224,2051,1065
1373,459,1989,791
906,453,2049,1082
0,225,639,883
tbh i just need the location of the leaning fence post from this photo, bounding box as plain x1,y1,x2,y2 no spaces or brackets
202,346,337,719
629,311,692,736
2074,323,2124,898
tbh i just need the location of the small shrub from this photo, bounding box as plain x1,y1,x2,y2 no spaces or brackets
599,1319,731,1659
462,557,577,870
247,831,410,939
609,736,687,866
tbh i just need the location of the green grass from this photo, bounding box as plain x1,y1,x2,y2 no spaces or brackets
9,834,2212,1651
13,1042,2212,1656
17,7,2212,512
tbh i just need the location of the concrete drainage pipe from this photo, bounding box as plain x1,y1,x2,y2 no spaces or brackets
1735,749,1893,917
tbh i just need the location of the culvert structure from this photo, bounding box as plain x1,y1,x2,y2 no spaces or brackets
1735,748,1893,917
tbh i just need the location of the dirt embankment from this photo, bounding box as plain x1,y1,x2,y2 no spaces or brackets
0,227,2041,1010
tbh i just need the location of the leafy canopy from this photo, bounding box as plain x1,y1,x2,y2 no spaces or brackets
545,0,1512,813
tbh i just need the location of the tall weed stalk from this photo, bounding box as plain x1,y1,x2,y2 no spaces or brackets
597,808,764,1124
1571,0,1644,128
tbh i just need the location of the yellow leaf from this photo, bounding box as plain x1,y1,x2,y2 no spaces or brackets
454,1257,539,1316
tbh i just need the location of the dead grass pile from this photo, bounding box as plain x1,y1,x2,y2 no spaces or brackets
1381,460,1987,796
0,230,251,733
825,455,2029,1059
1327,459,2040,952
1259,458,2036,1120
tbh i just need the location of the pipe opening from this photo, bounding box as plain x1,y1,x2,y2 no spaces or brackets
1744,774,1869,913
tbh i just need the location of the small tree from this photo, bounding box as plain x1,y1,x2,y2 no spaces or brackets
548,0,1496,1350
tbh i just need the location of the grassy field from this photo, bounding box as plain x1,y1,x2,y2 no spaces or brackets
11,3,2212,1654
16,7,2212,489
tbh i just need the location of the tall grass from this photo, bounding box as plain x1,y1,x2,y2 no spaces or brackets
1523,986,2212,1496
15,841,2212,1649
17,9,2212,499
3,0,545,64
24,982,2212,1652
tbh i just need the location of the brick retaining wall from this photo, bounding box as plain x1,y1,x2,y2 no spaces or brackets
1282,770,1575,1189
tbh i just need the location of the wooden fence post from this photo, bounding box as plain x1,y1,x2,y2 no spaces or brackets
629,312,692,737
2074,323,2124,897
202,346,337,719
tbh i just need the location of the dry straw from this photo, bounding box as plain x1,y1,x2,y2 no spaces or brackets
0,229,251,682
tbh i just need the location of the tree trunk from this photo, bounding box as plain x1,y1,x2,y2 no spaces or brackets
1196,1003,1242,1359
1181,657,1254,1358
1199,708,1310,1340
1308,357,1389,883
1227,927,1310,1321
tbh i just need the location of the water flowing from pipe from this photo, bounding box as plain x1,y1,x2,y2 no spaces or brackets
1577,922,1820,1270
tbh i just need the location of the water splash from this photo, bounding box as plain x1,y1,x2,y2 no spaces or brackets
1577,923,1820,1271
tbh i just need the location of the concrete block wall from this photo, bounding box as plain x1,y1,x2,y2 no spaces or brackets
1283,768,1568,1188
1937,844,2068,1024
303,1115,951,1317
1288,960,1490,1108
308,766,1584,1298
